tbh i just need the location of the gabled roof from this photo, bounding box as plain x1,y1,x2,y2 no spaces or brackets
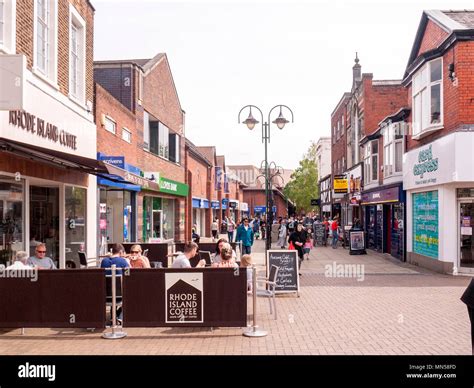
185,138,212,166
195,146,216,166
405,10,474,78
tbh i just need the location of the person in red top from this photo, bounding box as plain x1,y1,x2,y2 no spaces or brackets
331,216,339,249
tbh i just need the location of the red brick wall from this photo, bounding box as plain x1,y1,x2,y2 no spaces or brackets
406,41,474,152
243,190,287,219
188,155,208,199
331,96,349,176
417,20,449,57
16,0,94,103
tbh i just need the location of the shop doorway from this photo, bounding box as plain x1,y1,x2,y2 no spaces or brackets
459,201,474,268
29,186,59,266
152,210,162,239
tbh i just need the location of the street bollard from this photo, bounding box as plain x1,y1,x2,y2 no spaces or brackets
243,266,268,337
102,264,127,339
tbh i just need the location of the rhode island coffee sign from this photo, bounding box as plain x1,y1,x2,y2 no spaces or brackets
165,273,203,323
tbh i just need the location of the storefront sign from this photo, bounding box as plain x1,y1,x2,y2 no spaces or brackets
361,187,399,205
349,230,366,253
165,272,203,323
333,175,348,194
211,200,220,209
240,202,249,212
99,156,124,169
413,145,438,178
229,200,238,209
462,216,471,227
266,250,299,294
8,110,77,150
413,191,439,259
159,177,189,197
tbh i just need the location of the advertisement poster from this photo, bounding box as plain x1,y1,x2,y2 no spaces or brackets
413,191,439,259
165,273,203,323
350,231,365,250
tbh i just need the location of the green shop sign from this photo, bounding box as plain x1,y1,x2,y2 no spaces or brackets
159,177,189,197
413,145,438,178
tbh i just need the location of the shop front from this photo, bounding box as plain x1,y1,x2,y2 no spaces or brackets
404,132,474,273
142,177,188,243
192,197,209,236
361,184,405,260
0,105,99,269
341,164,363,229
228,199,239,221
97,154,140,246
211,200,220,221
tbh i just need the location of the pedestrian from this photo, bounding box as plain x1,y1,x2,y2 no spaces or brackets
303,234,313,260
331,216,339,249
211,218,219,241
227,217,235,242
288,224,305,275
277,219,287,248
236,218,255,255
461,278,474,355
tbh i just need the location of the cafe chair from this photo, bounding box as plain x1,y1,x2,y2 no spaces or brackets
256,264,279,320
199,251,212,266
142,249,149,258
78,251,97,268
105,272,123,325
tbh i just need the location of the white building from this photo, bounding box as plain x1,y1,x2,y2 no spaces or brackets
315,137,331,180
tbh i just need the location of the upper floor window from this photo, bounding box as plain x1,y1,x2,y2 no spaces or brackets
412,58,442,136
122,127,131,143
337,121,341,140
34,0,58,83
383,122,404,178
104,116,116,134
69,5,85,102
363,140,378,185
144,111,180,164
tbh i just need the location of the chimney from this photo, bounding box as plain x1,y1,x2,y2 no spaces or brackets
352,52,361,89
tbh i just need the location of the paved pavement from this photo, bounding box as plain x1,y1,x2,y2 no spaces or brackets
0,238,472,355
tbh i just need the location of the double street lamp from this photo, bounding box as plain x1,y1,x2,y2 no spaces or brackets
238,105,294,251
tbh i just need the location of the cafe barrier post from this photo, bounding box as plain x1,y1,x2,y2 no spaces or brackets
102,265,127,340
243,266,268,337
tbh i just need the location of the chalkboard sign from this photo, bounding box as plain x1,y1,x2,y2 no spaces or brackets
313,223,326,246
266,250,299,294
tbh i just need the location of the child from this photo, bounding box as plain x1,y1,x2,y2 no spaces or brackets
240,254,253,292
303,235,313,260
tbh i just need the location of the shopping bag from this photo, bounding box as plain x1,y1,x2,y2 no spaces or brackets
288,241,295,250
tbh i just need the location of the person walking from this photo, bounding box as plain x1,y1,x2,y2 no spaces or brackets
331,216,339,249
277,219,287,248
227,218,235,242
289,224,305,275
236,218,254,255
211,218,219,241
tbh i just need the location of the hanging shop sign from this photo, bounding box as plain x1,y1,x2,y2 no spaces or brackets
333,175,348,194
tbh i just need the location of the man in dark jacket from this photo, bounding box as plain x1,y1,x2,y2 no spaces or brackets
461,278,474,355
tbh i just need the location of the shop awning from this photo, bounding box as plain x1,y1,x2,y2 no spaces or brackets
0,137,115,179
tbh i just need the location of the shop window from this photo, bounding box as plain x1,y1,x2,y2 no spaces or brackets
412,58,443,136
0,177,24,266
65,186,86,267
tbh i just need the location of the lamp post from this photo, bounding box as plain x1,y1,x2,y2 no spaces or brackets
238,105,294,252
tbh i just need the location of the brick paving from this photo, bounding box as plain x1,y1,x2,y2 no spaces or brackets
0,239,472,355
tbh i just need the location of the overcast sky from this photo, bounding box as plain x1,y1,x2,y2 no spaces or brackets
93,0,473,170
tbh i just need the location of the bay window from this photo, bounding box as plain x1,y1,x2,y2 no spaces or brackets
364,140,378,185
412,58,442,136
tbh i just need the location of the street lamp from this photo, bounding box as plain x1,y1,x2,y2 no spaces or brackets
238,104,294,252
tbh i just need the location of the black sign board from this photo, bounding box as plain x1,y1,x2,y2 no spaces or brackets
313,223,326,246
310,198,319,206
349,230,367,255
266,250,299,294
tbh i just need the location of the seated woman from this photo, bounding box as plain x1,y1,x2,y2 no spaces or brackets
212,243,238,268
128,244,151,268
212,238,237,264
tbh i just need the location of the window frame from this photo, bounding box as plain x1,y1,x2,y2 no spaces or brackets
383,122,405,178
0,0,16,54
363,140,379,185
69,4,86,103
104,116,116,135
411,57,443,137
121,127,131,143
33,0,58,86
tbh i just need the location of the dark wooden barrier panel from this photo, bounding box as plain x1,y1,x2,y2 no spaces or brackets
108,243,169,268
0,269,106,328
122,268,247,327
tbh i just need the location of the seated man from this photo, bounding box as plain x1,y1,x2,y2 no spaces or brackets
172,241,205,268
27,244,57,269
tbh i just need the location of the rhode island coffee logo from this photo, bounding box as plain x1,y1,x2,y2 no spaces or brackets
165,273,203,323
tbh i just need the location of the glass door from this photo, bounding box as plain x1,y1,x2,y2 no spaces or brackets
459,201,474,268
30,186,60,266
152,210,162,239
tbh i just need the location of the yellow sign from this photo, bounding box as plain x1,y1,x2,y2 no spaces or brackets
333,175,348,194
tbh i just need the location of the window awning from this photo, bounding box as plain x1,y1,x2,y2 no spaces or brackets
0,137,159,190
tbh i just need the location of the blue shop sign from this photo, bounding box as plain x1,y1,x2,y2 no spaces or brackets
97,152,141,191
211,200,220,209
98,154,124,169
202,199,209,209
253,206,277,214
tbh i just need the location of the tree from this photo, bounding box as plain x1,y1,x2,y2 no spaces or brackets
284,144,319,214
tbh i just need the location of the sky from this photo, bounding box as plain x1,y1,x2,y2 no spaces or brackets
93,0,474,170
